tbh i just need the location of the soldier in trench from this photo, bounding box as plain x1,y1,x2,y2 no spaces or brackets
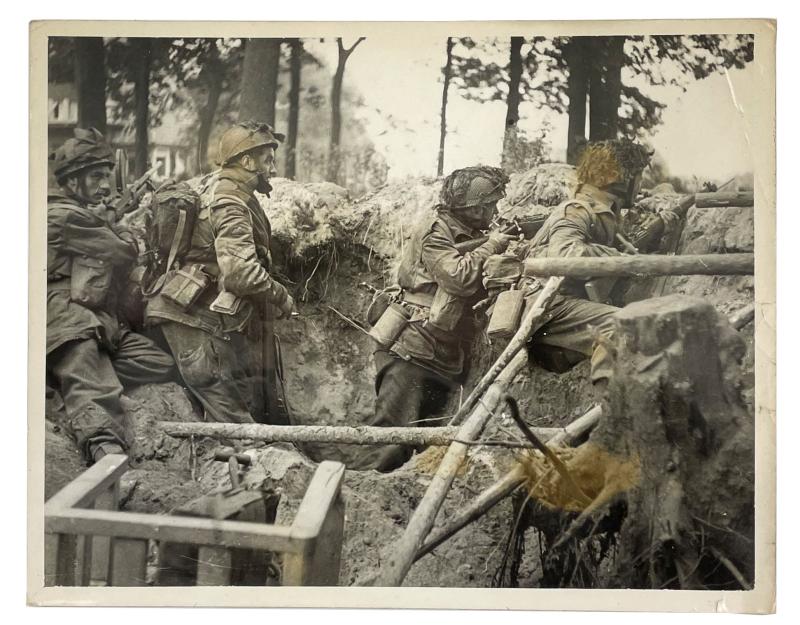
144,121,296,425
485,139,680,387
47,128,175,464
353,166,516,472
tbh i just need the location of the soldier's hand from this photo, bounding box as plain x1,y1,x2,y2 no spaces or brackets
488,231,516,252
277,293,296,319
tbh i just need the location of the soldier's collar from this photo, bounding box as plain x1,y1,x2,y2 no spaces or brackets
219,164,260,193
48,190,85,208
575,184,618,215
438,210,483,239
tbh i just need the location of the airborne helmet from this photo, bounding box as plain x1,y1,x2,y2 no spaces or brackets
439,166,510,211
49,128,115,183
575,139,652,189
216,121,286,166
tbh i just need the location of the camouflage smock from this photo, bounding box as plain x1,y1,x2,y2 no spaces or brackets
391,210,506,379
523,183,621,296
46,192,138,354
145,166,290,335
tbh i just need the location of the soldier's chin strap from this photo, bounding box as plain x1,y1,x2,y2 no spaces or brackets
230,163,274,197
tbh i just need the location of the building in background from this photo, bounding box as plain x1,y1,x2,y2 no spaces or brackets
47,82,195,185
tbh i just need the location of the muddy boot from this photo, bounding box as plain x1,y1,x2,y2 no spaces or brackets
350,444,412,473
88,440,126,465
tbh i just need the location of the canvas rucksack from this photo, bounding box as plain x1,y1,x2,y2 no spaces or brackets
141,181,202,296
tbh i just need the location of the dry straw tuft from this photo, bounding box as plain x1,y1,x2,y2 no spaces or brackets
517,443,641,513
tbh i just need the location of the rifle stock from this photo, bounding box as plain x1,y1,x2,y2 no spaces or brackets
453,214,547,254
112,166,160,219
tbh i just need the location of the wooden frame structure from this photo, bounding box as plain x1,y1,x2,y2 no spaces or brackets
44,455,345,587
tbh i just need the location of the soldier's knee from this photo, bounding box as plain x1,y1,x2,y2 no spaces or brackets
173,342,220,389
150,349,176,374
596,313,617,339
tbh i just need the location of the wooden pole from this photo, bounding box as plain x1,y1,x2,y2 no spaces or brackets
729,303,756,330
694,191,754,208
448,276,565,426
161,421,562,447
375,350,529,587
413,404,604,562
523,253,754,279
414,466,526,562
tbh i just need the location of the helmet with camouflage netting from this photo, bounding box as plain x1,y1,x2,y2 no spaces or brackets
439,166,510,211
574,139,652,189
49,127,115,184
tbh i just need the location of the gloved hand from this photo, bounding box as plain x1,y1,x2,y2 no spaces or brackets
277,292,296,319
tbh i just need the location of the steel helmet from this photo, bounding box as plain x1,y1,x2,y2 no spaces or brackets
575,139,652,188
439,166,509,210
217,120,286,166
49,127,115,182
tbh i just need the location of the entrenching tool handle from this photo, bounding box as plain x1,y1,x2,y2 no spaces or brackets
213,451,252,465
213,451,251,491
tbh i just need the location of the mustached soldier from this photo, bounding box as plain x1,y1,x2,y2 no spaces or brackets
47,128,175,464
145,121,295,424
356,166,515,472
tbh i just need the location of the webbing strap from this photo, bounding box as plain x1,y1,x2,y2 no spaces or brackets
166,208,187,272
141,207,187,298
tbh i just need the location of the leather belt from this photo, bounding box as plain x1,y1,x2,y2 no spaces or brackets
401,290,434,308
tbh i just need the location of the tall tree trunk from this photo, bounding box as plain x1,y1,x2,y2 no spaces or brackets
328,59,345,184
74,37,107,134
501,36,524,170
588,36,625,142
565,37,590,164
197,55,224,174
437,37,454,177
133,38,152,177
285,38,303,179
239,38,281,124
327,37,365,185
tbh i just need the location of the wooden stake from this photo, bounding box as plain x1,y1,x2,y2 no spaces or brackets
161,422,562,447
413,404,603,562
375,350,529,587
448,276,565,426
523,253,754,279
729,303,756,330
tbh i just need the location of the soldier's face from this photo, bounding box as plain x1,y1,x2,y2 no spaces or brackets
607,174,642,210
243,147,277,179
69,165,113,205
460,201,497,230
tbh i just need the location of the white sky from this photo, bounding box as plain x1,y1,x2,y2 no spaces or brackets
307,36,756,183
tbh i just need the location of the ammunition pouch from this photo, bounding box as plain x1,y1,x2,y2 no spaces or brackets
160,264,211,311
70,255,113,309
428,286,465,333
584,277,618,304
209,289,244,316
482,254,523,291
